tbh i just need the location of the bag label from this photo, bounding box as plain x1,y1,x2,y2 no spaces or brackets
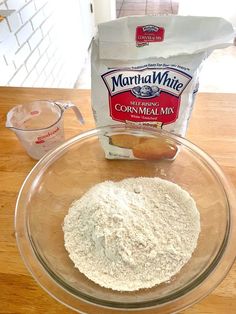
102,67,192,124
136,25,165,43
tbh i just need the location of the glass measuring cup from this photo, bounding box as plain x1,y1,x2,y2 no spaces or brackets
6,100,84,160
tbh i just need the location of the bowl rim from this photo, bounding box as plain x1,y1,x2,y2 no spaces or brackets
15,124,236,313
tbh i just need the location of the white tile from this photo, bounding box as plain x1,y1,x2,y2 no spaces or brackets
42,1,54,18
14,42,30,67
34,0,48,11
19,0,36,24
30,8,45,30
7,11,22,32
0,19,11,42
75,57,91,89
0,33,19,55
0,54,16,85
0,54,7,67
59,65,74,88
52,60,62,77
55,75,63,88
22,68,38,86
0,60,15,85
33,71,46,87
28,28,42,50
8,64,28,86
2,54,15,68
52,71,64,87
43,73,54,87
25,47,40,71
36,53,48,74
0,3,7,9
55,77,62,88
47,26,59,47
46,42,56,59
49,78,58,88
38,34,50,54
6,0,26,10
40,17,52,36
16,21,33,45
1,34,19,65
43,57,56,76
55,76,65,88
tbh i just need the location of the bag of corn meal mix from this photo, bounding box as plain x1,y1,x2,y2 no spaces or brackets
91,15,234,159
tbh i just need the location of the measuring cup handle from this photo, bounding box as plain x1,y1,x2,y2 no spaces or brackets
57,101,85,124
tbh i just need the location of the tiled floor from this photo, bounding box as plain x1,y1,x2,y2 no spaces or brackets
116,0,179,17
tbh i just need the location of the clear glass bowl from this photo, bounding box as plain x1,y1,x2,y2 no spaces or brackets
15,125,236,314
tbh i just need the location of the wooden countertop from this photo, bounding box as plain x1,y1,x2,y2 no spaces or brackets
0,87,236,314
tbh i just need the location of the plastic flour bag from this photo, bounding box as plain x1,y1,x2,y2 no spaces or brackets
91,15,234,159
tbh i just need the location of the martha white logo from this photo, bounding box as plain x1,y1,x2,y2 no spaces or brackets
143,25,159,32
102,68,192,98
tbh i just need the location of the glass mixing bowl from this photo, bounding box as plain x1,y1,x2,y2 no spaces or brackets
15,125,236,314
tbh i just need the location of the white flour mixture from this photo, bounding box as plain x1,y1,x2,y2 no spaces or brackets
63,177,200,291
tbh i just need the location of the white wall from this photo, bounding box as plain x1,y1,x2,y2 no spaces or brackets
178,0,236,28
93,0,116,26
0,0,90,88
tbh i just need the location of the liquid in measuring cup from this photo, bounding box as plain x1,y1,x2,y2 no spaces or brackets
6,100,84,160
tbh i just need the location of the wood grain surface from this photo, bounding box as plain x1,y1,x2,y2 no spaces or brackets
0,87,235,314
